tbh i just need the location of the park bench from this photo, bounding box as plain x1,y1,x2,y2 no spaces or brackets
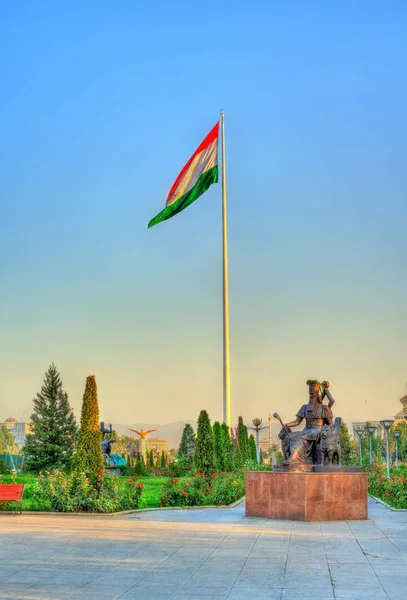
0,484,24,515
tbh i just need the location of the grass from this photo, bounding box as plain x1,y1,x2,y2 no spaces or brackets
123,476,177,509
0,474,174,512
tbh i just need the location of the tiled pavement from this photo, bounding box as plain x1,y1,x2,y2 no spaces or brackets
0,499,406,600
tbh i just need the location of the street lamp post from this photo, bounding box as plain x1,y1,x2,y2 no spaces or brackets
355,428,365,467
365,425,377,466
393,429,401,468
380,420,395,478
247,418,269,464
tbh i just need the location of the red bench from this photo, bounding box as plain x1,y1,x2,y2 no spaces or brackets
0,484,24,515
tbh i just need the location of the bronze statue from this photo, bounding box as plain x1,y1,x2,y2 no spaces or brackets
128,428,156,439
274,380,342,466
100,422,117,466
320,422,341,465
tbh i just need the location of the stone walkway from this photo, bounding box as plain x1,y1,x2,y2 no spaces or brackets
0,499,406,600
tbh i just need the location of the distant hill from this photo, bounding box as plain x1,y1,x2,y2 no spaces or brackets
113,421,196,449
113,419,283,448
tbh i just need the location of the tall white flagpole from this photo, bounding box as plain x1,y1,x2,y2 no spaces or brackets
221,110,231,428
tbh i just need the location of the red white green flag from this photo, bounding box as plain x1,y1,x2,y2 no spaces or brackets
148,122,219,229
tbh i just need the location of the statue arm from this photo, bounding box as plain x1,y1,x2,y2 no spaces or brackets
325,389,335,408
322,382,335,408
284,416,303,428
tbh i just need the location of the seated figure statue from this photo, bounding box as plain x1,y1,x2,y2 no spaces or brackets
276,380,339,465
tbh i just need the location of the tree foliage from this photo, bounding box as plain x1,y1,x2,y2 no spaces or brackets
178,423,195,460
339,421,355,465
73,375,102,486
237,417,249,462
248,434,257,461
213,421,226,470
115,435,139,458
193,410,216,474
161,450,167,468
220,423,235,471
0,425,19,455
23,364,77,472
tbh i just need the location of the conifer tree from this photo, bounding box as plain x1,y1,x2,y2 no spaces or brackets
194,410,216,474
234,444,243,469
178,423,195,460
161,450,167,467
237,416,249,462
23,364,77,472
248,434,257,461
220,423,235,471
73,375,102,485
213,421,225,471
136,452,142,469
149,450,154,468
339,421,357,465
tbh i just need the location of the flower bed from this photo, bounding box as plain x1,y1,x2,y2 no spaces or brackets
159,472,245,508
368,464,407,508
27,470,143,513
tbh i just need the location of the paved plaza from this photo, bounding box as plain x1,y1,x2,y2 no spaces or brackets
0,499,406,600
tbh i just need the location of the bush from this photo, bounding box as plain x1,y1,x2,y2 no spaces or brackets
244,459,271,471
159,472,244,508
0,459,11,475
368,463,407,508
29,469,144,513
168,458,193,478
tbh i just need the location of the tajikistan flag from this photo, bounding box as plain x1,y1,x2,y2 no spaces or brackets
148,122,219,229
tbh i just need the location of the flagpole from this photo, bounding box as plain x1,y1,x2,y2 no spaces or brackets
221,110,231,428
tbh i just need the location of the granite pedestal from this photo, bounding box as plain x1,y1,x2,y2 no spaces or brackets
245,469,368,521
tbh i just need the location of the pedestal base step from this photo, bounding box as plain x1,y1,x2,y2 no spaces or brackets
245,471,368,521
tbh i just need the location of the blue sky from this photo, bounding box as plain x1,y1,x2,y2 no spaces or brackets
1,1,406,427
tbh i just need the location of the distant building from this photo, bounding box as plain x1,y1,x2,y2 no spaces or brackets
0,416,32,449
145,438,168,456
351,385,407,440
259,436,270,455
394,385,407,422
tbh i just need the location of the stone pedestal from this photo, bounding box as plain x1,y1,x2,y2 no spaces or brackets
245,470,368,521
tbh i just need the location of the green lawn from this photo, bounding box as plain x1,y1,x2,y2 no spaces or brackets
122,476,174,509
0,474,172,511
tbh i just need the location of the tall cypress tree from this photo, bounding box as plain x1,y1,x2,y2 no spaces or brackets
149,449,155,468
237,416,248,462
248,434,257,461
220,423,235,471
178,423,195,460
213,421,225,471
161,450,167,467
73,375,102,485
194,410,216,474
23,364,77,472
234,444,243,469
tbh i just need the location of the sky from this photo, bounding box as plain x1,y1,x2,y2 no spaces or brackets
1,1,406,428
